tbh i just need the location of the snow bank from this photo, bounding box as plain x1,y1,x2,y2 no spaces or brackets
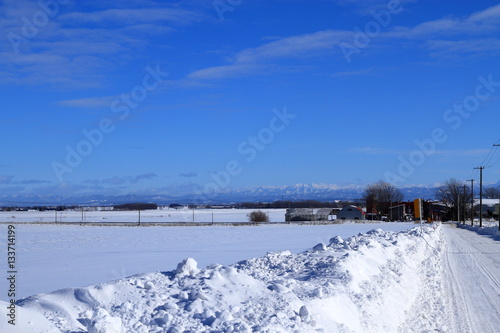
0,300,60,333
15,224,445,332
457,222,500,240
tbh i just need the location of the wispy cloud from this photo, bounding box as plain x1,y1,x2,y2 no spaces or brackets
132,173,158,183
0,176,56,186
100,173,158,186
433,149,491,157
426,38,500,58
351,147,490,157
332,0,409,16
188,30,352,80
350,147,409,155
332,67,374,77
18,179,52,185
0,1,204,88
188,64,267,80
57,96,118,108
186,4,500,81
0,175,14,184
234,30,350,64
59,7,204,26
179,172,198,178
388,4,500,38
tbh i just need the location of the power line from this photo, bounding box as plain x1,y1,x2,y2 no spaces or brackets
480,146,496,167
489,155,500,168
489,144,500,168
485,146,499,167
478,138,500,167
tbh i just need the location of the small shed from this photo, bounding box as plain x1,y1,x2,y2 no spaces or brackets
337,205,365,220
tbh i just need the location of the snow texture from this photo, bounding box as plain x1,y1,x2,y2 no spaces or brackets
5,222,415,299
457,221,500,240
0,208,287,224
442,224,500,332
6,224,451,333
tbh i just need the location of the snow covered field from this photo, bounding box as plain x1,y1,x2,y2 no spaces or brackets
0,222,434,333
1,221,415,299
1,221,499,332
0,208,287,224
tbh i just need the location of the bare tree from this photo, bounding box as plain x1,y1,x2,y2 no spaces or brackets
434,178,472,221
483,186,500,199
248,210,269,223
363,181,404,217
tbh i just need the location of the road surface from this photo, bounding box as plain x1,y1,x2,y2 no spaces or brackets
442,224,500,332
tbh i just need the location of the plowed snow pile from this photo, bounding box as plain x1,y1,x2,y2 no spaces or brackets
3,224,446,333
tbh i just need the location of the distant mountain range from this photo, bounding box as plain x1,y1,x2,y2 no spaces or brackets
0,184,439,206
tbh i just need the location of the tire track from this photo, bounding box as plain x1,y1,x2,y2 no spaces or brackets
442,224,500,333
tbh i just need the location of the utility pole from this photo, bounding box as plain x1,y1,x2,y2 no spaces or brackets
474,166,484,228
462,184,467,224
494,144,500,231
467,179,474,226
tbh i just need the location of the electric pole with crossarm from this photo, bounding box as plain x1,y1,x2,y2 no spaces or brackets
467,179,474,226
494,144,500,230
474,166,485,228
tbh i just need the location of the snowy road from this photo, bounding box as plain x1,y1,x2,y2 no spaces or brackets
442,224,500,333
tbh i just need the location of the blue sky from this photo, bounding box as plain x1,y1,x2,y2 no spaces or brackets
1,0,500,198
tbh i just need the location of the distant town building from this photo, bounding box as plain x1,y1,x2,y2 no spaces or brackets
475,199,500,217
386,201,447,222
337,205,365,220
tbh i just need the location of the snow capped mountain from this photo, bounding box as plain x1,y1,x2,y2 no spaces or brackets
229,183,366,201
209,183,436,203
0,184,438,206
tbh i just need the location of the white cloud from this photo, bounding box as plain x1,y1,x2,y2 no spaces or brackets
433,149,491,157
234,30,351,64
187,30,352,80
101,173,158,185
0,175,14,184
468,4,500,23
426,38,500,57
388,4,500,38
58,96,118,108
188,64,267,80
350,147,409,155
351,147,491,157
0,2,204,88
332,67,374,77
59,7,203,26
179,172,198,178
186,4,500,81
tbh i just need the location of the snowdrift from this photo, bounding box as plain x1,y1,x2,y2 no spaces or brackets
457,222,500,240
4,224,446,333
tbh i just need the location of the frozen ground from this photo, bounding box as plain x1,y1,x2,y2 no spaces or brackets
457,221,500,239
1,222,415,299
1,222,499,332
442,224,500,332
0,208,287,224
